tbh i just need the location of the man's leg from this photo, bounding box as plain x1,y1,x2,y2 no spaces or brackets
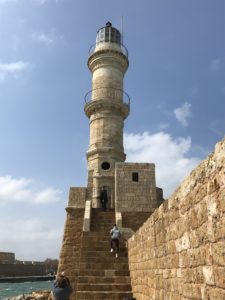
110,239,114,252
114,239,119,253
111,238,117,252
111,239,119,255
114,239,119,258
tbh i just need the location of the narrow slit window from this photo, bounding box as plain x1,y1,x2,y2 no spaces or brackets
132,172,139,182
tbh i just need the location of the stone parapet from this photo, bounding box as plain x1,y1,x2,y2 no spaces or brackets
122,211,153,232
127,137,225,299
68,187,87,208
83,200,91,232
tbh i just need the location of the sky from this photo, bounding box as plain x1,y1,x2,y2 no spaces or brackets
0,0,224,261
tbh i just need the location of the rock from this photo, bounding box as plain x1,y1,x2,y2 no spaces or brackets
31,291,51,300
7,291,51,300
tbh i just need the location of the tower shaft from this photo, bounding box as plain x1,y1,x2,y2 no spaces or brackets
84,23,129,207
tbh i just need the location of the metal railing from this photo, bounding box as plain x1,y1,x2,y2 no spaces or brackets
88,42,128,58
84,87,130,105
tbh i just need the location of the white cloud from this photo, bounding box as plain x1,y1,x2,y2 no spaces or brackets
0,0,59,4
32,33,54,46
125,131,201,198
0,217,62,260
0,61,31,72
0,175,64,259
0,175,62,204
34,0,60,4
210,58,223,73
0,61,33,81
174,102,191,127
0,0,16,3
158,123,169,130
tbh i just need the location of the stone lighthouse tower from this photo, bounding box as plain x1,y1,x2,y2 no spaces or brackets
58,22,163,299
84,22,130,208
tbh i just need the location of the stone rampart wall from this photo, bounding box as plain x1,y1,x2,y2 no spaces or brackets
128,137,225,300
0,264,45,277
0,252,15,264
58,208,84,298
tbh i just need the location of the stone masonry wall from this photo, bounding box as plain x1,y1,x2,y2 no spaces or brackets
58,208,84,298
68,187,86,208
0,264,45,277
128,137,225,300
0,252,15,264
115,162,157,212
122,212,152,232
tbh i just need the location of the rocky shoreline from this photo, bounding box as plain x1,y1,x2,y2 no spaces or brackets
6,290,51,300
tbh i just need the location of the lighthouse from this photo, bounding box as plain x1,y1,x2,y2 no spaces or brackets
84,22,130,208
58,23,163,299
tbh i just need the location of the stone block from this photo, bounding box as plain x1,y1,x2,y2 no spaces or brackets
211,241,225,266
213,266,225,289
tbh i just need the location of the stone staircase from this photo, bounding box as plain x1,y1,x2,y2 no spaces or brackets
76,208,133,300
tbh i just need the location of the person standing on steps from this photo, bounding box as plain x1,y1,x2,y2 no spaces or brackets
100,187,108,211
110,224,121,258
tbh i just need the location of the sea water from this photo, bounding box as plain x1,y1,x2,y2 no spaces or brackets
0,281,53,299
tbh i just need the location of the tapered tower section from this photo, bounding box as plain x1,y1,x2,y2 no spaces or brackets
84,22,130,208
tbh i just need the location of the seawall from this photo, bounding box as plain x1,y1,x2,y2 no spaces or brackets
0,263,46,278
0,275,55,283
128,137,225,299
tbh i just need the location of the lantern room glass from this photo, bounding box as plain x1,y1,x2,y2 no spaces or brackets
96,24,121,45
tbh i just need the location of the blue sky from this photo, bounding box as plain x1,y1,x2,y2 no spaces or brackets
0,0,224,261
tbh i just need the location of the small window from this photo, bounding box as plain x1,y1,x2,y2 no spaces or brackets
101,161,110,170
132,172,139,182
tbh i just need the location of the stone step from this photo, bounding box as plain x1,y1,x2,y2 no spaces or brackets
79,262,129,270
91,209,115,214
76,291,133,300
91,214,115,220
90,224,115,230
78,269,130,277
82,235,112,242
90,229,113,234
80,246,126,252
91,217,115,221
82,231,125,241
80,256,128,263
91,217,114,221
81,241,127,249
78,276,131,284
91,216,115,221
81,240,112,247
81,242,127,250
80,250,128,258
77,283,132,292
74,208,133,300
90,220,115,224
